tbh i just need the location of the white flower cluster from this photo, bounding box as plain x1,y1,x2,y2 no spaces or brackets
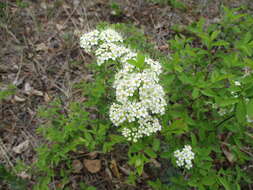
80,28,167,142
174,145,195,170
80,29,100,52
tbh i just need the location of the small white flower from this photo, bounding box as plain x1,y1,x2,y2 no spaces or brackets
99,28,123,43
218,108,227,116
245,98,250,103
212,103,218,109
234,81,241,86
80,30,100,52
174,145,195,169
231,91,239,98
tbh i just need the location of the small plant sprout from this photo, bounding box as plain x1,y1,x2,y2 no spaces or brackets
174,145,195,170
80,28,166,142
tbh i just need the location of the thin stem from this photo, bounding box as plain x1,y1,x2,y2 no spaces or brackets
215,114,234,128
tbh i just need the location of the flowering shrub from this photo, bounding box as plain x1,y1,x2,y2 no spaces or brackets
80,28,166,142
34,7,253,190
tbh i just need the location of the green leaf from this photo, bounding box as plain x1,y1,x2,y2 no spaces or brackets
168,119,188,134
243,32,251,43
202,175,216,185
201,89,216,97
137,53,145,65
191,133,197,146
236,101,246,124
129,142,145,153
247,99,253,117
211,71,233,83
128,53,146,70
0,84,16,101
144,148,157,158
152,138,160,152
192,88,199,99
137,165,144,176
212,40,230,47
216,98,239,107
178,73,192,84
174,64,183,72
211,30,221,41
218,177,231,190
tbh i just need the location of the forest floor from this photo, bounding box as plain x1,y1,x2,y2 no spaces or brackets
1,0,253,189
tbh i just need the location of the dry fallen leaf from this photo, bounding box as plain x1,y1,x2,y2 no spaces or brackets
24,82,32,95
159,44,169,51
86,151,99,159
84,159,101,173
118,165,130,176
17,171,31,180
40,2,47,9
24,82,44,96
14,95,26,102
44,93,51,102
221,144,235,164
56,24,65,31
13,140,29,154
36,43,48,52
72,160,83,173
32,89,44,96
150,158,161,168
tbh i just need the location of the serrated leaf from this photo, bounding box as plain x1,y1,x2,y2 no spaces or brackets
211,30,221,41
212,40,229,47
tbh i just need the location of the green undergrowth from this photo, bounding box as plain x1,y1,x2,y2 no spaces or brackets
0,84,16,102
21,6,253,190
0,164,27,190
147,0,187,10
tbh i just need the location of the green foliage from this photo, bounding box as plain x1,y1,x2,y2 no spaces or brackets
155,6,253,190
147,0,186,10
34,97,112,189
0,2,7,18
79,182,97,190
34,7,253,189
0,164,27,190
109,1,122,16
0,84,16,102
15,0,29,8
